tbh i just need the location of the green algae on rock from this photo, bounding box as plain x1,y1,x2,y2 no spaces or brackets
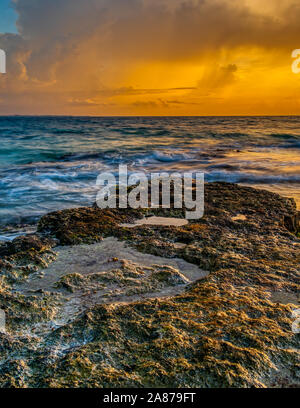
0,182,299,388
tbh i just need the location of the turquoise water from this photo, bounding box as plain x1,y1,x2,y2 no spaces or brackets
0,116,299,228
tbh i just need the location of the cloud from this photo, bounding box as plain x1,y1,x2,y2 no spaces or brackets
197,64,238,91
85,86,197,97
132,100,160,109
0,0,300,114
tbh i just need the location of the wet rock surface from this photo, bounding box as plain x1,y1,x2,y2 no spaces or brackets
0,182,299,388
14,238,208,322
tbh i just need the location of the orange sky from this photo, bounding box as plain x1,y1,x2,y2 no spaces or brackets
0,0,300,115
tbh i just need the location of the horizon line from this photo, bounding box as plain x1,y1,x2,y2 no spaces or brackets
1,114,300,118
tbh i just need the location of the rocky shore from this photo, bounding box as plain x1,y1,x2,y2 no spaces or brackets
0,182,299,388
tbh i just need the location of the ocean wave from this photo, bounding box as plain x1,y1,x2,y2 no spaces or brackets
268,133,300,139
51,129,87,135
59,152,103,162
146,151,193,163
280,142,300,149
206,171,300,184
1,116,300,228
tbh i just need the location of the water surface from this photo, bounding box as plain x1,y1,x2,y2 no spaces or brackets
0,116,299,230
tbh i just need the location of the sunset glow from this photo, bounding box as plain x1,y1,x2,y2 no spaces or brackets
0,0,300,115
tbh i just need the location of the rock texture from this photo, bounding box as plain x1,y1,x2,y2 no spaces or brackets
0,182,299,388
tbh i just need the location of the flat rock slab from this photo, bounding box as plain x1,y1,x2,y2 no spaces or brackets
14,237,208,327
120,216,189,228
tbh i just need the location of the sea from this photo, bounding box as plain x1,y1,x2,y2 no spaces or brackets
0,116,299,239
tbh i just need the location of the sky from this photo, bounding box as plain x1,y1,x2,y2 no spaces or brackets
0,0,17,33
0,0,300,116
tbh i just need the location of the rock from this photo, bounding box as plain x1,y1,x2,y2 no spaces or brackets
0,182,299,388
0,235,56,258
38,207,142,245
150,267,189,285
284,212,300,235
